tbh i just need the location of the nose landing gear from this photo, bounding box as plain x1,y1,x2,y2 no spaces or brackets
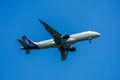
88,37,92,44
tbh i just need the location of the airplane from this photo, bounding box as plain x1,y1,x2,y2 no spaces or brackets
17,19,101,60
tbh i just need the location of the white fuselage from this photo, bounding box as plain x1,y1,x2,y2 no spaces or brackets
35,31,101,49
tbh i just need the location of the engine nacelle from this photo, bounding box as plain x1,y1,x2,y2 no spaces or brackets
69,47,76,52
62,34,70,39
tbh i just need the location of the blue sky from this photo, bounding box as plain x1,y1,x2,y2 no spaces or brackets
0,0,120,80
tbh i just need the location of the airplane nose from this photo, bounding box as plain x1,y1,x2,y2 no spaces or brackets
96,32,101,36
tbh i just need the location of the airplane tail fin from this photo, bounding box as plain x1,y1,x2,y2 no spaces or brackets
17,39,31,54
21,36,36,47
17,36,38,54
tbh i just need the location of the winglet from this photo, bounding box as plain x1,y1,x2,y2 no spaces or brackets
38,19,44,23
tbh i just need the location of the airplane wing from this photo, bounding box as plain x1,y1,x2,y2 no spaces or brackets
39,19,62,44
39,19,71,60
58,45,70,60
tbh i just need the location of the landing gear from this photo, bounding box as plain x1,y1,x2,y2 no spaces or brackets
88,37,92,44
89,40,92,44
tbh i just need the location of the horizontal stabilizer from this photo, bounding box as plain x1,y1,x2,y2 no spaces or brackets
17,39,31,54
25,49,31,54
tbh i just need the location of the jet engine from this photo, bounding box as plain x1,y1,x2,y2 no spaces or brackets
69,47,76,52
62,34,70,39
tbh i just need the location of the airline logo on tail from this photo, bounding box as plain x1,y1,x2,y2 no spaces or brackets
17,36,39,54
22,36,36,47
